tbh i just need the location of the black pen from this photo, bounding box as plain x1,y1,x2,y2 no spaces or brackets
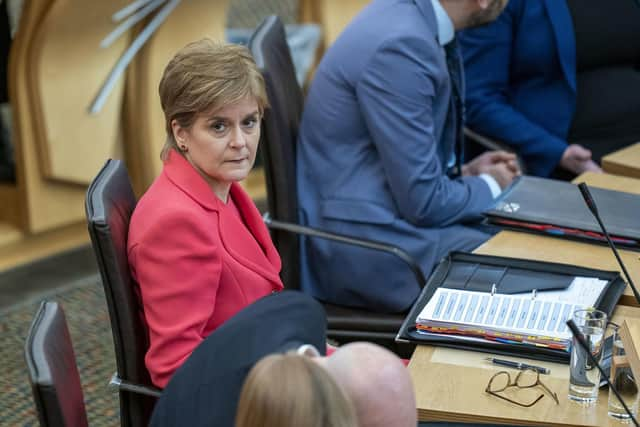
485,357,550,375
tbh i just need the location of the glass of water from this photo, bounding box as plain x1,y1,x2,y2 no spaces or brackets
608,327,640,421
568,309,607,405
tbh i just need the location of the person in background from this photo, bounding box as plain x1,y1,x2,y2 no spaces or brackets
296,0,516,315
127,38,283,388
235,353,358,427
460,0,640,177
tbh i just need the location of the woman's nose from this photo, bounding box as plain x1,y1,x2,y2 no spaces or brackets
229,125,247,148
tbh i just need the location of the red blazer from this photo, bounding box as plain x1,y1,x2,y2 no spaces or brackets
128,150,283,387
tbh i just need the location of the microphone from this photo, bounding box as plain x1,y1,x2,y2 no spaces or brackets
577,183,640,306
567,319,639,427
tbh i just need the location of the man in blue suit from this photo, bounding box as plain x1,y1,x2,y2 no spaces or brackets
460,0,602,177
297,0,516,313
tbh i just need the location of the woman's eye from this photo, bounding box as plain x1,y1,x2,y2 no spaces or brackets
211,122,226,132
243,118,258,129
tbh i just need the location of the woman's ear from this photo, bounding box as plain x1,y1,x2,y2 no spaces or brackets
171,119,189,153
171,119,188,150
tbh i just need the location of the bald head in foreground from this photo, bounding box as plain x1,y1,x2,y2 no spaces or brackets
236,341,417,427
321,343,417,427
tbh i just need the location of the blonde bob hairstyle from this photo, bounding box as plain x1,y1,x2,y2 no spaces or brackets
158,38,268,160
235,354,358,427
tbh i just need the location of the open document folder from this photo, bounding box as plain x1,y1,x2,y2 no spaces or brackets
396,252,626,363
415,277,607,352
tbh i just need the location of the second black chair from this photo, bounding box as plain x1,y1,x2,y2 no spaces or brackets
25,301,88,427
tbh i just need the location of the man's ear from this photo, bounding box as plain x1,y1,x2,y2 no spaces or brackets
477,0,491,9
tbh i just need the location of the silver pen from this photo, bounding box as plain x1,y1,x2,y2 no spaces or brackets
485,357,551,374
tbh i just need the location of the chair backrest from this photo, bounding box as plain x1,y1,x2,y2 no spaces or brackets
25,301,88,427
85,159,156,427
248,15,305,290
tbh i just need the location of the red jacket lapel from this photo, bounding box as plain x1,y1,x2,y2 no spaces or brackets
218,183,282,286
163,150,283,287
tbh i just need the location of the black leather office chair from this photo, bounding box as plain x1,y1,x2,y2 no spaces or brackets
25,301,88,427
85,159,161,427
248,16,426,350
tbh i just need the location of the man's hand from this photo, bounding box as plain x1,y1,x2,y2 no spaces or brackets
484,163,518,189
462,150,521,177
560,144,603,175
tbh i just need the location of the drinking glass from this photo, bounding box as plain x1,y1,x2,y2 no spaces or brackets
608,327,640,421
568,309,607,404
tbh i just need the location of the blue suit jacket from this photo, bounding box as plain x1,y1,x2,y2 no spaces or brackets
296,0,493,313
460,0,577,177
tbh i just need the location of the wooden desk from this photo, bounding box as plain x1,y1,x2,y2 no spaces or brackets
602,142,640,179
476,172,640,307
409,305,640,426
409,172,640,424
575,171,640,195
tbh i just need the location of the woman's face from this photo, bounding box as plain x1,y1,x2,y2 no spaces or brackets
174,97,261,200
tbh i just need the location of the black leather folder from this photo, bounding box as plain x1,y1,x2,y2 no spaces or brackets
396,252,626,364
483,176,640,250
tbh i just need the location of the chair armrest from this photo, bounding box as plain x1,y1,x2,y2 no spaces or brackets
262,213,426,288
464,127,513,153
109,373,162,398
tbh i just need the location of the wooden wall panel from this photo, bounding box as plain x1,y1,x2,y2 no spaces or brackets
6,0,83,233
299,0,370,51
30,0,129,184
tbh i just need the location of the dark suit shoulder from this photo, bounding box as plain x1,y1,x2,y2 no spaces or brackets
150,291,327,427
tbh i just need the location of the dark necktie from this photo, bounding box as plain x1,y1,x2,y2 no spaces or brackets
443,38,465,176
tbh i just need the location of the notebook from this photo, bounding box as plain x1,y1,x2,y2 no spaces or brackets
483,176,640,250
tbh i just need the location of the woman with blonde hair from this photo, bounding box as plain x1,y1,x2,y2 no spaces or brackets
128,38,284,388
235,353,358,427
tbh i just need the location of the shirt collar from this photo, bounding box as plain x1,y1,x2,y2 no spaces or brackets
430,0,455,46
